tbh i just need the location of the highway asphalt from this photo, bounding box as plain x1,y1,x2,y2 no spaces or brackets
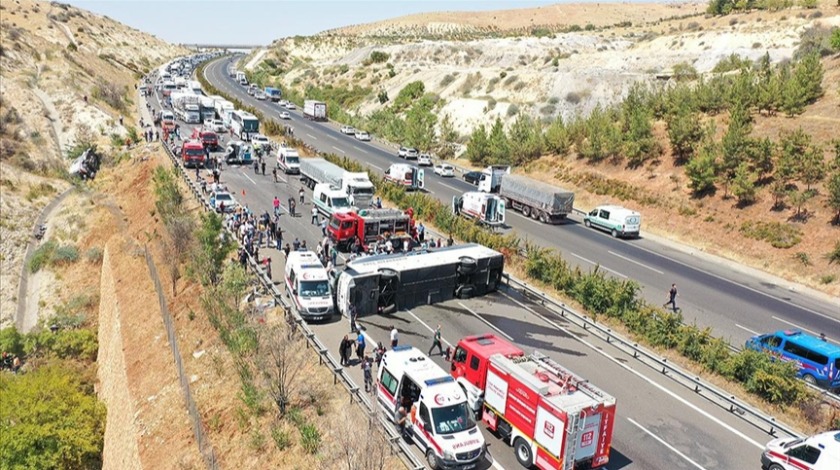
145,78,783,469
204,57,839,352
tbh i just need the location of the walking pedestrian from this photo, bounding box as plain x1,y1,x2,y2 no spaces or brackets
261,160,266,175
253,160,259,174
330,245,337,266
319,218,327,236
390,325,399,349
273,167,278,183
311,206,318,225
299,188,305,204
428,324,443,356
362,355,373,392
283,243,291,258
290,199,296,217
663,283,679,312
273,196,280,216
349,303,358,333
356,330,366,361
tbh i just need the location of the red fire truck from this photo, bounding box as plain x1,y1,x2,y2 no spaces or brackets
180,139,206,168
449,334,616,470
327,208,415,252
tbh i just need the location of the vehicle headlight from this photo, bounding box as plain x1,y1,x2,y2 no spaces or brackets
443,450,455,461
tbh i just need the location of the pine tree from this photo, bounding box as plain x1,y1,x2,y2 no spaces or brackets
667,108,704,163
487,117,510,165
404,95,438,152
686,141,718,195
544,116,571,156
435,113,458,159
508,115,543,165
746,137,775,181
719,101,752,196
623,99,659,168
732,161,757,205
465,124,489,165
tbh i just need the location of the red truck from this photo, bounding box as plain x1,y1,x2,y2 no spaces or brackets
191,128,218,150
450,334,616,470
327,208,415,252
180,140,206,168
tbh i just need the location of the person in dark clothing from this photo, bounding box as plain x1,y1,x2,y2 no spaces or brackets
261,161,266,175
293,238,300,251
339,335,352,366
428,324,443,356
663,283,679,312
283,243,291,258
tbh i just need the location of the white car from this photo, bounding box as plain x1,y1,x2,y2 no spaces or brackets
434,163,455,177
340,125,356,135
210,191,237,213
255,91,267,100
418,153,432,166
251,134,270,150
279,111,291,120
247,85,257,96
278,100,289,107
398,146,418,159
204,119,226,133
285,102,296,110
354,131,370,141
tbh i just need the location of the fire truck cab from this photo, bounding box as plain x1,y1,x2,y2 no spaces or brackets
180,140,206,168
450,334,616,470
327,208,415,252
378,346,486,470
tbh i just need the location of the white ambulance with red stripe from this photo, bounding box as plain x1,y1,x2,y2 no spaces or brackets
452,192,506,227
284,251,334,321
377,345,486,470
761,431,840,470
450,334,616,469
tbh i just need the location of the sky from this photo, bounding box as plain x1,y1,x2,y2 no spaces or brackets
66,0,610,46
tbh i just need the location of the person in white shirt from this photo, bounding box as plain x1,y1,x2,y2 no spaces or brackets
385,239,393,254
390,325,399,348
402,238,409,252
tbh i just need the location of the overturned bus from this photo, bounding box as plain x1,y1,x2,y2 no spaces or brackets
334,243,504,317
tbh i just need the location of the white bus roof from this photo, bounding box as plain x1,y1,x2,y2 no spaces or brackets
345,243,501,276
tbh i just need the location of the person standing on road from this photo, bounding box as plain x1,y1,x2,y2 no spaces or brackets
261,160,266,176
349,303,358,334
417,222,425,243
273,167,278,183
339,335,352,366
390,325,399,349
311,206,318,225
290,199,296,217
663,283,679,312
319,218,327,236
330,245,337,267
299,188,305,204
428,324,443,356
356,330,366,362
273,196,280,217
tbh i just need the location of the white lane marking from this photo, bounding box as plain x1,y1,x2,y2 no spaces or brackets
609,250,664,275
327,133,339,141
439,182,461,192
498,290,765,451
332,146,345,154
627,418,709,470
241,172,257,185
771,316,837,344
735,324,760,336
405,309,453,349
571,253,628,279
627,238,838,324
307,133,318,140
367,163,383,172
457,302,514,341
352,145,367,153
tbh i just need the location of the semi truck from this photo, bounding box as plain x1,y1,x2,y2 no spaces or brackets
334,243,504,317
299,158,374,208
450,334,617,470
303,100,327,121
376,346,486,470
199,97,216,123
214,99,234,123
384,163,424,191
452,191,506,226
327,208,414,253
497,174,574,224
264,87,282,102
171,92,202,124
477,165,510,193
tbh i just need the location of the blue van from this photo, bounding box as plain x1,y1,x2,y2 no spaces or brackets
746,330,840,391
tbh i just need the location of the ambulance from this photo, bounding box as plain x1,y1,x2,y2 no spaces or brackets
284,251,334,321
761,431,840,470
377,346,486,470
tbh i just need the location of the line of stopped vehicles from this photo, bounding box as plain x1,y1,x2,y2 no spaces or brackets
154,54,840,470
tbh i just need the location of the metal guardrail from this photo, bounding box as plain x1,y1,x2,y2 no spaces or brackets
502,274,805,440
158,137,425,470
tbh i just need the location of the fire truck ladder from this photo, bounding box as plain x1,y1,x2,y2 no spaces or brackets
563,410,582,470
530,351,610,403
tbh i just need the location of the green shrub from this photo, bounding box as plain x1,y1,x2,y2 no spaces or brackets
299,423,321,454
739,221,802,248
25,182,56,201
0,327,25,357
440,74,455,87
53,245,80,265
271,425,291,450
24,328,98,361
29,240,57,273
368,50,390,64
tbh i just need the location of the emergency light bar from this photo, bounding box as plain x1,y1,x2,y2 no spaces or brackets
424,376,455,386
392,345,413,352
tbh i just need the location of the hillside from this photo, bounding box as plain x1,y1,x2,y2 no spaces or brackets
246,1,840,294
0,0,188,327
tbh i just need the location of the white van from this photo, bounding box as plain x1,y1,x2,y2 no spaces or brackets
276,146,300,174
583,205,641,238
377,346,486,469
284,251,334,321
313,183,352,218
761,431,840,470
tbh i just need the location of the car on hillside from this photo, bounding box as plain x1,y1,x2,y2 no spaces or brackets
417,153,432,166
279,111,291,120
463,171,482,185
340,125,356,135
210,191,237,213
434,163,455,177
398,146,418,159
354,131,370,141
284,102,296,110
